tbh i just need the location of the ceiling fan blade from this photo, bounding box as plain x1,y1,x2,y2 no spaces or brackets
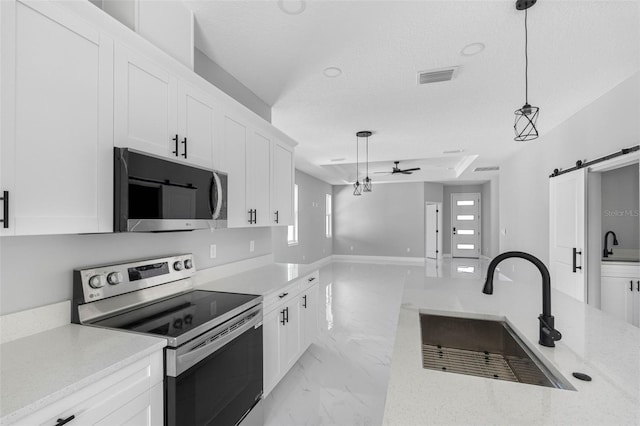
400,171,413,174
374,171,393,174
401,168,421,172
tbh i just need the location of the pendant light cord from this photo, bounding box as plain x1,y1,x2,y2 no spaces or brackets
356,136,359,182
525,8,529,104
366,135,369,178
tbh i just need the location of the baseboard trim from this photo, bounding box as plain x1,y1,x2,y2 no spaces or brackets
195,254,275,284
331,254,425,265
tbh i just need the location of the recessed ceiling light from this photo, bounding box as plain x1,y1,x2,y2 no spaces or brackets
461,42,485,57
442,149,465,154
323,67,342,78
278,0,306,16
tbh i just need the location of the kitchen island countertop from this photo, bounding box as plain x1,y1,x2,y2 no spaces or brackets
383,269,640,425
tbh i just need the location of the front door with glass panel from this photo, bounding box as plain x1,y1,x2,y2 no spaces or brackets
451,193,481,258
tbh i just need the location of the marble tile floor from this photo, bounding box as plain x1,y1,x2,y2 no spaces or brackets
263,258,491,426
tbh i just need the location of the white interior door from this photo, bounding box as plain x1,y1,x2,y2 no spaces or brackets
425,203,440,259
549,169,587,302
451,193,481,258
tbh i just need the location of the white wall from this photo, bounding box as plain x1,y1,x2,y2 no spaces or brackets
499,72,640,284
0,227,271,315
272,170,333,263
333,182,426,257
194,48,271,123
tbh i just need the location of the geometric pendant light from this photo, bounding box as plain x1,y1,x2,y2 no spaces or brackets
513,0,540,141
353,133,362,196
358,131,373,192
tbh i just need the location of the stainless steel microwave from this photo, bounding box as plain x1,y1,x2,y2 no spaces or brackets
114,148,227,232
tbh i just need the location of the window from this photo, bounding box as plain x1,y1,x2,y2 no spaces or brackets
325,194,332,238
287,184,299,245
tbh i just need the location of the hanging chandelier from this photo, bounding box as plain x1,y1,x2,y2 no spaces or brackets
357,131,373,192
353,133,362,196
513,0,540,141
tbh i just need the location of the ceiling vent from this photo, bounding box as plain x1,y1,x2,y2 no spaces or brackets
418,67,459,85
474,166,500,172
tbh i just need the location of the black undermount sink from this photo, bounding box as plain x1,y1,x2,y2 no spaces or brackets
420,313,574,390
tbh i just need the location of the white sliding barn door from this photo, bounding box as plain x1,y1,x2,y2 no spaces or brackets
549,169,587,302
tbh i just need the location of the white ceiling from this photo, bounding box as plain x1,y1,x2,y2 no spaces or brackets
185,0,640,185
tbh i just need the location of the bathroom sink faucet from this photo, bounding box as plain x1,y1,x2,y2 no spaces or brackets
482,251,562,348
603,231,619,258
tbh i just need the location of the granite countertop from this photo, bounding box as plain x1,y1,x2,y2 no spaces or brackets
383,274,640,425
196,262,318,297
0,324,166,425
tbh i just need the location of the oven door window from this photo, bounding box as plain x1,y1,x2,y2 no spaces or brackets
166,325,263,426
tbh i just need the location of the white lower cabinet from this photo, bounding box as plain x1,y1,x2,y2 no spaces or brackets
263,271,319,397
601,264,640,327
15,351,164,426
300,280,319,351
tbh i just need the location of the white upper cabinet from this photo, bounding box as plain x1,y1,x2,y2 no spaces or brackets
1,0,113,235
0,0,296,236
115,45,215,169
224,116,249,227
271,140,295,226
114,45,178,159
246,131,271,226
177,82,215,169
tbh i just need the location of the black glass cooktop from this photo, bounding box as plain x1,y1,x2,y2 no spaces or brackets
93,290,260,341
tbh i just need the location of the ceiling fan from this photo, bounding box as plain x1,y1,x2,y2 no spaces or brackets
375,161,421,175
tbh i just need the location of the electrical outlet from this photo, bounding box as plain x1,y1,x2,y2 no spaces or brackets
210,244,216,259
250,240,255,252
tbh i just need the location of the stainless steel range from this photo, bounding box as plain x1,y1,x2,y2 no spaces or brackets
72,254,264,426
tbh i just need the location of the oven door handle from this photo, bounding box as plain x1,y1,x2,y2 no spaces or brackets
168,305,262,377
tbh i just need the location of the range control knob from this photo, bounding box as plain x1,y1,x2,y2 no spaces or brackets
88,275,105,289
184,259,193,269
173,261,184,271
107,272,123,285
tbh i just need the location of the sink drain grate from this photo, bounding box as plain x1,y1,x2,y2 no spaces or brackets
422,344,520,383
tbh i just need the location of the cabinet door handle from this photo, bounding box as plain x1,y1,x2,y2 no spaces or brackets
452,227,457,235
274,210,279,224
1,191,8,229
248,209,253,224
631,280,634,291
280,309,286,325
637,280,639,292
572,248,582,272
308,277,315,282
285,307,289,323
172,134,179,156
278,292,288,299
55,415,75,425
253,209,257,224
181,137,187,158
303,295,307,309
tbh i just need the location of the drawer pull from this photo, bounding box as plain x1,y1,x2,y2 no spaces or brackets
308,277,316,282
278,292,288,299
56,415,75,425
